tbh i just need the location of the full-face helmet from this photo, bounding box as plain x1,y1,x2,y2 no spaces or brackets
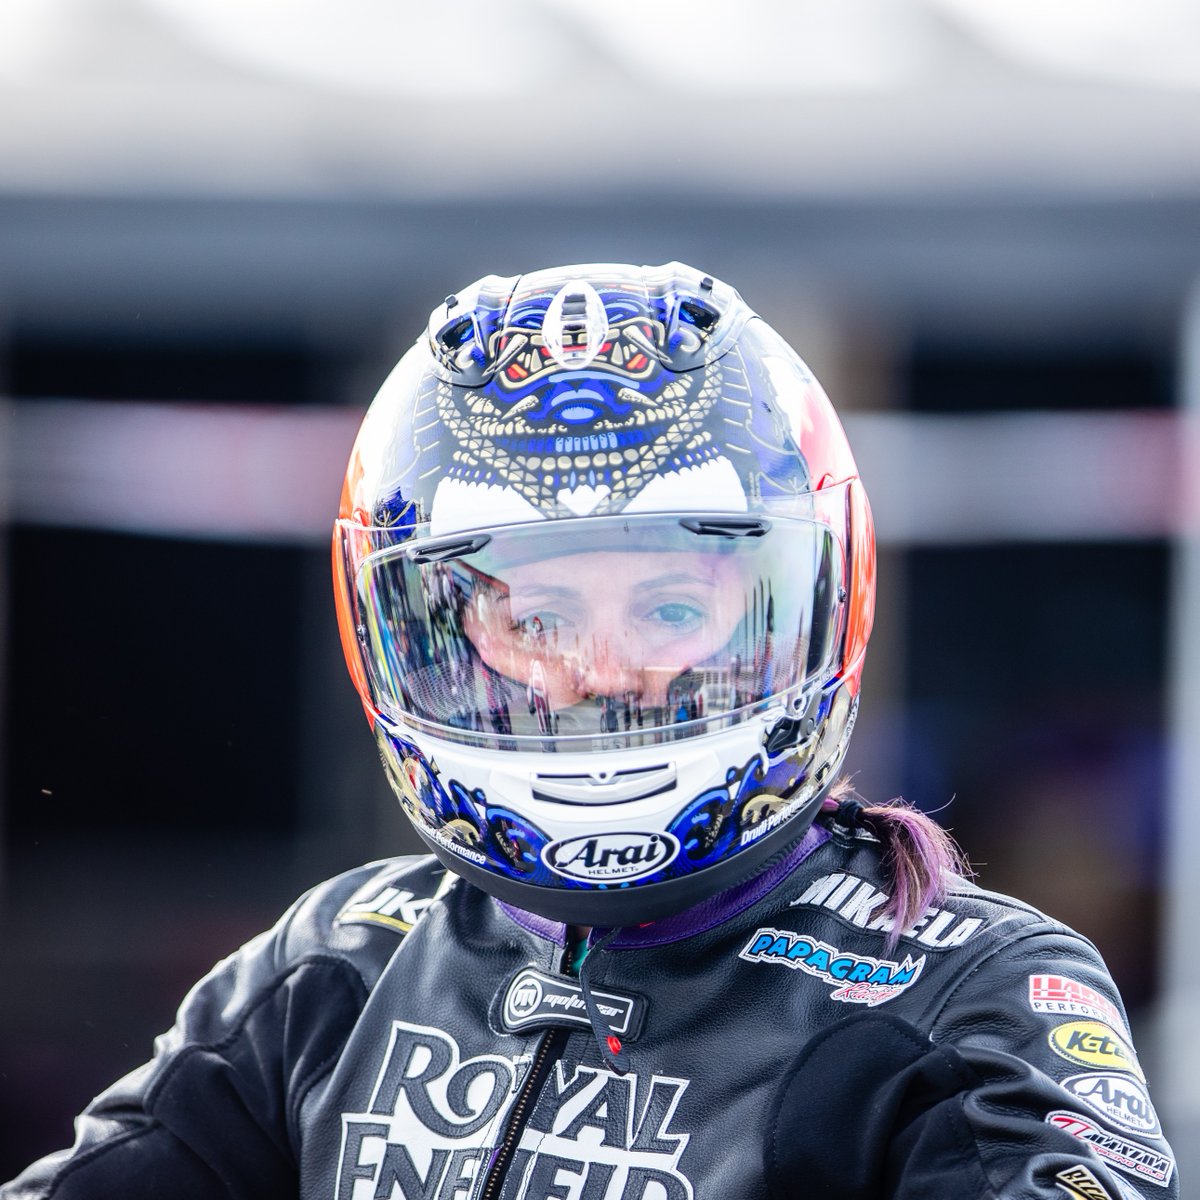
334,262,875,925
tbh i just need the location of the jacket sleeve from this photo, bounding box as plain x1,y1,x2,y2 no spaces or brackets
1,905,370,1200
767,932,1177,1199
936,929,1175,1197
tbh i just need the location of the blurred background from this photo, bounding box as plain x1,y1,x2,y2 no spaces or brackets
2,0,1200,1184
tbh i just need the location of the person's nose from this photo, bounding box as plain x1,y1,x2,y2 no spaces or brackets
577,627,642,696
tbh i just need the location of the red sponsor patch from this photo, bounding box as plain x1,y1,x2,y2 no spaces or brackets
1029,974,1127,1034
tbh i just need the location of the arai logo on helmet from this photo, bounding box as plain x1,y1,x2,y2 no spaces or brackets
543,831,680,882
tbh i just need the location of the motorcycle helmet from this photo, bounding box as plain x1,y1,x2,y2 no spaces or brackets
334,262,875,925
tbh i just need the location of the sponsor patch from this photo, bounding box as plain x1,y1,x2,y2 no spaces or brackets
1056,1165,1146,1200
543,831,679,882
1030,974,1129,1035
1056,1164,1114,1199
496,967,646,1040
790,871,985,949
739,927,924,1006
337,1020,693,1200
1047,1112,1173,1189
1062,1072,1160,1137
337,873,452,933
1049,1021,1144,1082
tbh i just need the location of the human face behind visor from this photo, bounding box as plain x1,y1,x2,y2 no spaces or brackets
346,512,842,749
463,549,746,709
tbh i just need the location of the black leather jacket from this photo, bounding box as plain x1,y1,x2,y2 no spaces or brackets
2,821,1177,1199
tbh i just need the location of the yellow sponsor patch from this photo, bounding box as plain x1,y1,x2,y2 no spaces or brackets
1049,1021,1144,1081
1055,1164,1113,1199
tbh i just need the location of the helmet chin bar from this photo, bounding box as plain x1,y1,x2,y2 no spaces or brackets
414,782,832,927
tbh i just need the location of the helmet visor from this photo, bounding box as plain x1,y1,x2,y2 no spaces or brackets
341,513,843,749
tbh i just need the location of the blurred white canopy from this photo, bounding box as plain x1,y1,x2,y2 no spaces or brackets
1,0,1199,198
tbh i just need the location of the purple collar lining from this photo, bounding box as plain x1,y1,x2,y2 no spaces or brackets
497,901,569,946
497,823,830,950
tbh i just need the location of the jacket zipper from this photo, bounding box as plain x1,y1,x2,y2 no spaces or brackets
477,1026,569,1200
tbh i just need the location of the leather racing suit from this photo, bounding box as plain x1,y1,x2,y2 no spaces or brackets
2,819,1178,1200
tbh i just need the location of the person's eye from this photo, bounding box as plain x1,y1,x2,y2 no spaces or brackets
644,601,705,632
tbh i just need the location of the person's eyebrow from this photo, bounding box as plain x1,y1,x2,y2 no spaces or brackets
508,584,581,599
638,572,721,589
509,572,720,597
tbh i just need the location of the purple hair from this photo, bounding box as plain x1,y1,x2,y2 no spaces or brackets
819,783,971,953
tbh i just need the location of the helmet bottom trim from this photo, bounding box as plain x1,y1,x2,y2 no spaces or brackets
411,783,832,927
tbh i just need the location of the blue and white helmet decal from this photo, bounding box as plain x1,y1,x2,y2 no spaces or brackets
354,263,832,537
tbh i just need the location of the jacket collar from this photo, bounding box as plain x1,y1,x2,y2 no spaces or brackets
498,823,830,949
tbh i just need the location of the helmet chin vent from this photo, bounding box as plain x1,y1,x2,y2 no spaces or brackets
531,763,677,805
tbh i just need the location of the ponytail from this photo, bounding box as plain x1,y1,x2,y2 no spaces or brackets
818,783,972,953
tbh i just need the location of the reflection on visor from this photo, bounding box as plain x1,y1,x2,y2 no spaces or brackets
348,515,842,748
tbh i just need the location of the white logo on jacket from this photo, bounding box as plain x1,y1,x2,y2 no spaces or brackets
1062,1072,1161,1137
790,872,984,949
336,1020,694,1199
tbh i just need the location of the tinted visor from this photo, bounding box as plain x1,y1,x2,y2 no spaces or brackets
342,514,843,748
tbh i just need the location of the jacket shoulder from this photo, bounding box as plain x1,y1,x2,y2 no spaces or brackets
274,853,453,976
775,831,1123,1026
781,830,1072,953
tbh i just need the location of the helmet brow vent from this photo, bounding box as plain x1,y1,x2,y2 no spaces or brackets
679,516,771,538
678,297,719,332
543,280,608,369
532,764,677,806
436,315,475,350
405,533,491,564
